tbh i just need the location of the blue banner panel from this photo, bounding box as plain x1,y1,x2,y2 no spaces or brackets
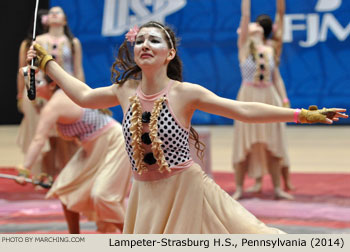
51,0,350,124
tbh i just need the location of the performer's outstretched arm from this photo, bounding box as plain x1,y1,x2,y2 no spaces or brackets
273,0,286,60
72,38,85,82
273,67,289,107
238,0,250,49
184,83,347,124
23,103,59,171
27,43,120,110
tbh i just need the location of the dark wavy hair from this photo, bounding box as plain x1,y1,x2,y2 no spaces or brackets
24,7,76,59
51,6,76,56
111,21,204,159
256,14,273,39
111,21,182,84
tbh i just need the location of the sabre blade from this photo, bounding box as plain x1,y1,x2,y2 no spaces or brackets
0,173,33,183
0,173,52,189
28,0,40,100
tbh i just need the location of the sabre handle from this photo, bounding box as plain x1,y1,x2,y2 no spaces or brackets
28,0,39,101
27,64,36,100
36,181,52,189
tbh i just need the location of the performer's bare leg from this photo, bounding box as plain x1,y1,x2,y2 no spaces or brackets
96,221,124,233
281,166,295,191
62,204,80,234
115,223,124,232
268,158,294,200
246,177,263,193
232,162,246,200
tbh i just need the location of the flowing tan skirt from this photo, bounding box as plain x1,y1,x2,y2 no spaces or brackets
123,164,284,234
16,94,51,175
46,123,132,225
233,83,290,178
16,94,41,153
41,136,79,177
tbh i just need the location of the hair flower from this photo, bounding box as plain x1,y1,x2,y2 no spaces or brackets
41,14,48,26
125,25,139,43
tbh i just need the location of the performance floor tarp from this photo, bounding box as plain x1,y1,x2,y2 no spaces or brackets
1,168,349,234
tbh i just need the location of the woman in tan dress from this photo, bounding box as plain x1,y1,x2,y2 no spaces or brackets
17,72,131,234
17,6,83,177
17,9,50,176
232,0,293,200
27,20,346,233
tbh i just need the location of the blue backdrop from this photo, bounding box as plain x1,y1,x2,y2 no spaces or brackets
50,0,350,124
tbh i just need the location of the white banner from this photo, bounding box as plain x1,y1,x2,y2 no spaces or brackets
0,234,349,252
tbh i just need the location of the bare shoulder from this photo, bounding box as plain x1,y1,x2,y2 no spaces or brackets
48,90,82,117
170,81,205,103
267,39,277,49
114,79,139,108
238,40,251,63
36,34,48,43
72,37,81,46
125,78,140,90
40,94,60,116
49,90,75,108
36,34,45,40
115,79,139,93
266,44,275,54
172,81,202,93
19,40,28,50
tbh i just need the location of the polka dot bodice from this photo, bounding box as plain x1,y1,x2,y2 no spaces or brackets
122,108,136,169
122,82,192,172
157,102,191,166
57,108,113,142
240,53,274,83
42,36,74,75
